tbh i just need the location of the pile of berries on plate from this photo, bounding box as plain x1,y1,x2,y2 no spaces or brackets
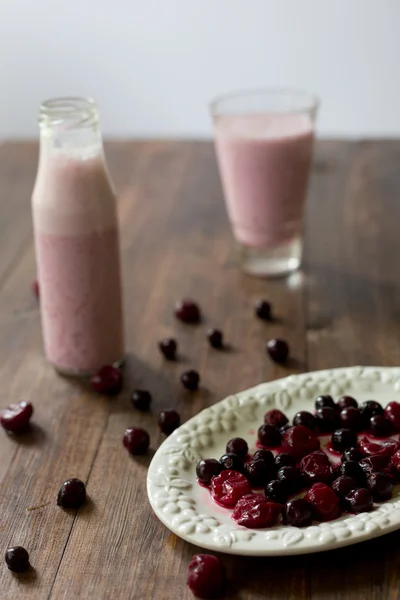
196,396,400,528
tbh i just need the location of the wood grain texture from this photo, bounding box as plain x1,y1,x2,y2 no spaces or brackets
0,139,399,600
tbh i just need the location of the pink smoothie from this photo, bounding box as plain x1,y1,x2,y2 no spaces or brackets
214,113,314,248
32,149,124,373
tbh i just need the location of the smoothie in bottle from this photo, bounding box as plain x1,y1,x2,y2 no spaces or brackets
32,98,124,375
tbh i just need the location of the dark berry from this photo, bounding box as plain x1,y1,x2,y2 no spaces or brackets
232,493,282,528
279,423,291,435
266,339,289,363
57,478,86,509
207,329,223,349
337,395,358,410
131,389,152,411
210,470,251,507
257,424,281,447
360,400,384,421
158,410,181,435
158,338,177,360
174,299,201,324
282,498,313,527
244,459,273,486
226,437,248,459
255,299,272,321
299,451,333,484
90,365,123,395
392,450,400,472
264,409,288,428
339,461,366,484
369,415,392,437
340,407,363,432
282,425,320,459
253,449,275,469
360,455,396,478
345,488,373,513
219,453,243,472
293,410,316,430
342,447,363,463
315,395,335,410
181,370,200,391
305,482,341,521
359,436,400,457
32,280,39,299
316,407,341,432
385,401,400,431
367,472,393,502
332,476,357,500
196,459,222,485
5,546,30,573
187,554,226,599
265,479,288,504
275,453,296,469
331,428,358,452
276,466,302,493
0,401,33,433
123,427,150,455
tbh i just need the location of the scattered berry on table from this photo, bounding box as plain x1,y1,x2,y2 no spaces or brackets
57,478,86,509
181,370,200,391
207,329,224,349
174,299,201,324
187,554,226,599
123,427,150,455
266,339,289,363
5,546,30,573
158,338,177,360
131,389,152,411
255,299,272,321
0,401,33,433
158,410,181,435
90,365,123,395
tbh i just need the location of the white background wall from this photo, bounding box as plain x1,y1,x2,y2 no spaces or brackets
1,0,400,139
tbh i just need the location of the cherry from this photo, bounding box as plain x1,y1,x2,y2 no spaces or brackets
305,482,341,522
232,493,282,528
257,424,282,447
244,459,273,486
255,299,272,321
264,409,288,428
276,466,302,493
131,389,152,411
293,411,316,431
384,401,400,431
253,449,275,469
337,395,358,410
299,451,333,484
158,410,181,435
226,437,248,459
345,488,373,513
207,329,224,349
266,339,289,363
90,365,123,395
32,280,40,299
369,415,392,437
187,554,226,599
159,338,177,360
5,546,30,572
0,401,33,433
342,447,363,463
316,407,341,432
360,455,396,478
175,299,201,324
340,407,363,432
391,450,400,472
281,425,320,459
274,453,296,469
57,478,86,509
219,453,243,472
367,472,393,502
181,370,200,391
360,400,384,421
210,470,251,507
196,459,222,485
282,498,313,527
359,436,400,457
123,427,150,455
331,476,357,500
265,479,288,504
339,461,366,485
331,428,358,452
315,395,335,410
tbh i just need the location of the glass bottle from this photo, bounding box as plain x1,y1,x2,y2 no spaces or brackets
32,97,124,376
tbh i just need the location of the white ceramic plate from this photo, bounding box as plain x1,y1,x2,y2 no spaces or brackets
147,367,400,556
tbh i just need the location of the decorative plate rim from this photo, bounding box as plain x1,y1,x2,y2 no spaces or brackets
147,366,400,556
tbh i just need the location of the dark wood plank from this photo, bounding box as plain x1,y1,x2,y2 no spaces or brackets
49,141,306,599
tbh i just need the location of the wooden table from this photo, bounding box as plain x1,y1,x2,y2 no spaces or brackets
0,140,400,600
